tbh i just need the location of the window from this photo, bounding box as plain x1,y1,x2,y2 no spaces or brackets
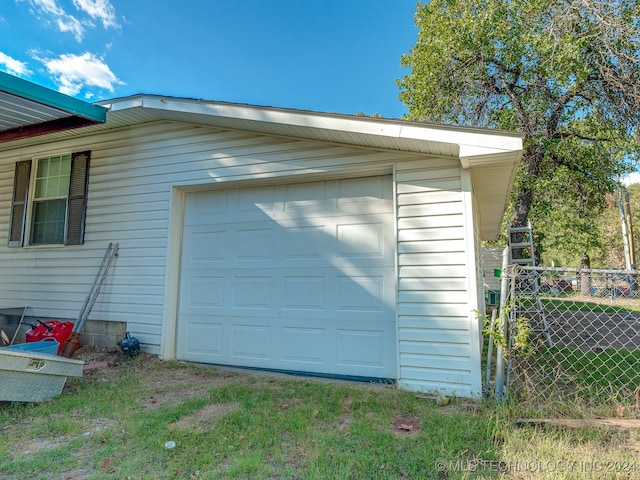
9,151,90,247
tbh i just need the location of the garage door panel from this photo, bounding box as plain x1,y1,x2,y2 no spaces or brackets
337,329,388,368
237,185,277,217
282,225,327,260
284,181,328,212
280,327,326,365
235,227,275,261
282,276,326,311
178,175,396,379
181,313,396,374
185,189,230,225
233,276,274,309
336,222,386,258
337,175,389,203
187,276,225,307
231,324,272,360
336,275,387,313
180,268,394,320
182,319,224,356
181,227,228,267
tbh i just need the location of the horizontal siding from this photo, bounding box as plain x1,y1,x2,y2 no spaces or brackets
398,291,469,304
398,226,466,242
482,247,503,292
398,265,468,278
0,121,420,352
398,239,467,253
395,158,477,397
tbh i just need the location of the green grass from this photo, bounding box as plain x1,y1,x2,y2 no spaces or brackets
521,297,639,314
517,346,640,393
1,355,638,479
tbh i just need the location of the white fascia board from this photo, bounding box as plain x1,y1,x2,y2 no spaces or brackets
103,95,524,159
460,148,524,169
99,95,144,111
400,124,523,154
137,95,405,136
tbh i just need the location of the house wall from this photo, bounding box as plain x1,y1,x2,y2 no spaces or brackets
395,158,481,396
0,120,482,395
482,247,504,293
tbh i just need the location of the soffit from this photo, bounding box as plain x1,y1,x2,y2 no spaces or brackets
0,71,106,142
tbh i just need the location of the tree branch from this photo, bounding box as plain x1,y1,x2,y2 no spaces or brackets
551,131,612,143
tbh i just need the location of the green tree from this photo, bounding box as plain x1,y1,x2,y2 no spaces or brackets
398,0,640,258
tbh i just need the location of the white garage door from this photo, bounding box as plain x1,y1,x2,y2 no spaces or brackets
177,175,397,379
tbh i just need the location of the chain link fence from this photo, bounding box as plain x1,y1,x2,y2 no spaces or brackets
488,265,640,408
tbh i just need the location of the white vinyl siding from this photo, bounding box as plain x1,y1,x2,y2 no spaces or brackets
395,158,480,397
0,121,417,354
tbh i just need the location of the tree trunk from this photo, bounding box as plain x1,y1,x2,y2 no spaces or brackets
510,144,544,228
580,254,591,297
509,144,544,261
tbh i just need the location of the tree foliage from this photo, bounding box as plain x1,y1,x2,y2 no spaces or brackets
398,0,640,258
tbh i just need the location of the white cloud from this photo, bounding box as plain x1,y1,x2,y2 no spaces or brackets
24,0,64,16
22,0,86,41
0,52,31,76
41,52,123,96
55,13,85,41
72,0,118,29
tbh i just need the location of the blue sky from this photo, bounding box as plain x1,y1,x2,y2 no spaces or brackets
0,0,419,118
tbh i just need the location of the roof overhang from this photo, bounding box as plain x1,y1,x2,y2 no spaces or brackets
0,71,107,142
0,94,523,240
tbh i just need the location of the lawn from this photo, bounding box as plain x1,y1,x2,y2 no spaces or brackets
527,297,640,314
508,346,640,407
1,349,639,479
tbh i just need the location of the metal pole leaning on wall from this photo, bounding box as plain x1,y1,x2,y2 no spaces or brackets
494,247,510,402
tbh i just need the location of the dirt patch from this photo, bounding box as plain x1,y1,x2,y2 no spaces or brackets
392,414,421,436
6,416,114,464
73,346,126,365
81,417,116,435
278,398,301,410
337,395,353,431
19,437,61,455
144,364,237,390
142,386,211,409
169,403,239,432
627,435,640,453
69,346,135,382
141,365,239,409
69,347,241,408
60,467,91,480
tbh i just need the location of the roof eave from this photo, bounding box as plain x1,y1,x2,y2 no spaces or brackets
100,94,524,153
0,71,107,123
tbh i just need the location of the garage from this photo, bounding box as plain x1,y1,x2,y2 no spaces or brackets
176,175,397,379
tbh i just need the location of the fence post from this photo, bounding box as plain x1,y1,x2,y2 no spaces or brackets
495,247,510,402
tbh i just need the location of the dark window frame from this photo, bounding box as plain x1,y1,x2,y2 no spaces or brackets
8,151,90,247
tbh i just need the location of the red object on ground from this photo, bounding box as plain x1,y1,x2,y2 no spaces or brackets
25,320,76,355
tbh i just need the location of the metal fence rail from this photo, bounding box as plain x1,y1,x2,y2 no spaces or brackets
490,265,640,406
